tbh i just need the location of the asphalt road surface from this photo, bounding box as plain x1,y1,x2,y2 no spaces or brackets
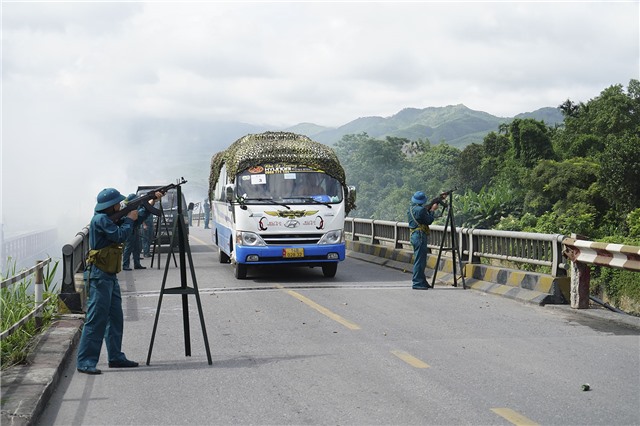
38,226,640,425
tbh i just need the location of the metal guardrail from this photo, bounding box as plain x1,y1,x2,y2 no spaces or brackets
345,217,567,277
563,238,640,271
562,236,640,309
60,226,90,313
1,258,53,340
1,227,57,272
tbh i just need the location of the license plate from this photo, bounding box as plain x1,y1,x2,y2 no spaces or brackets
283,248,304,258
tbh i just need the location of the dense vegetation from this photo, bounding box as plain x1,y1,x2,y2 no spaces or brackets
334,80,639,312
1,259,59,369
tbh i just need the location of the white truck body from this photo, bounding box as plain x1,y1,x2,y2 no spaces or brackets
209,132,355,279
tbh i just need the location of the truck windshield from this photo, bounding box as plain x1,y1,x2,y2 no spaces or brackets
236,165,343,205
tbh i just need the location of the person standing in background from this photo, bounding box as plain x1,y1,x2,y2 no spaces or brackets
122,194,145,271
141,213,154,257
187,202,194,227
203,199,211,229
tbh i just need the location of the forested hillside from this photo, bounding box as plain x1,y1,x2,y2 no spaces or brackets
334,80,640,312
307,104,564,148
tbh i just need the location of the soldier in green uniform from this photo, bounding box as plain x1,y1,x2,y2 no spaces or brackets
76,188,162,375
408,191,438,290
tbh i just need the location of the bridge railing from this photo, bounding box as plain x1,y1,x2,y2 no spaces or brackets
1,227,58,272
60,226,90,313
345,217,567,277
562,236,640,308
1,258,53,340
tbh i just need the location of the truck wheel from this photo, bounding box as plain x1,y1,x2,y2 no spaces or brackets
235,262,247,279
322,263,337,278
215,231,230,263
219,248,230,264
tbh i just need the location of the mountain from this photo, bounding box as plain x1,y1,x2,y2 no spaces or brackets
124,105,564,203
287,104,564,148
285,122,333,136
127,105,563,154
514,106,566,124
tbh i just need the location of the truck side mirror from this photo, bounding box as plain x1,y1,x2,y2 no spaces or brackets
225,185,235,202
347,185,356,205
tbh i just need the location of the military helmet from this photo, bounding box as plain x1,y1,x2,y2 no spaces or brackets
95,188,126,212
411,191,427,205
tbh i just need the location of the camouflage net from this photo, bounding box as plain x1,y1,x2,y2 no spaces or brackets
209,131,354,212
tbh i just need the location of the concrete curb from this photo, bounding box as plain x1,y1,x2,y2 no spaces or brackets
346,239,566,306
1,315,83,426
347,248,515,292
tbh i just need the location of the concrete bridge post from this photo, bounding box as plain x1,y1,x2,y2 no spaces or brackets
569,258,590,309
565,234,590,309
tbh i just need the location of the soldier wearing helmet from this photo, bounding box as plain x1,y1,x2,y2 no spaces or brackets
76,187,162,375
408,191,439,290
122,193,145,271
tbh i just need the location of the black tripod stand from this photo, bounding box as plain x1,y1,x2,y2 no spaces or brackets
431,189,467,289
147,181,212,365
150,199,178,269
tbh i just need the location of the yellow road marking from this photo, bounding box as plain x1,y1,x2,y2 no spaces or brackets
277,285,360,330
391,350,430,369
491,408,539,426
189,234,211,246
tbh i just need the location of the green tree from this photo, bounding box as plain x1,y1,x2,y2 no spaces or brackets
599,133,640,227
453,184,521,228
523,158,601,216
534,202,597,237
553,79,639,161
559,99,580,118
409,143,460,197
480,131,511,185
510,118,554,168
457,143,485,192
334,133,409,218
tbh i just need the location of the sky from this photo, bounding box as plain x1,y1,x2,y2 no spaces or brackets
1,1,639,244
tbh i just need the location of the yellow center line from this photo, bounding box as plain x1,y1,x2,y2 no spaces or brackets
491,408,539,426
277,285,361,330
189,234,211,246
391,350,430,369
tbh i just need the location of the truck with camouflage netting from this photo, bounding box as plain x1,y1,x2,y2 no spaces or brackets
208,131,356,279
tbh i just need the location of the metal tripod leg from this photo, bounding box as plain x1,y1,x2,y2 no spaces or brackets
146,185,212,365
430,199,467,289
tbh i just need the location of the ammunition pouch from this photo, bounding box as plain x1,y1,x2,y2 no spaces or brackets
87,243,123,274
409,206,430,235
411,224,430,235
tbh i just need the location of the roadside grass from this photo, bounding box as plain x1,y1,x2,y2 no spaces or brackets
1,258,60,369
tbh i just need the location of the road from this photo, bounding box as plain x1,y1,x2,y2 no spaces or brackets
38,226,640,425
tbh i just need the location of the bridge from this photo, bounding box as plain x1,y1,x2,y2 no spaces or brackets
1,222,639,425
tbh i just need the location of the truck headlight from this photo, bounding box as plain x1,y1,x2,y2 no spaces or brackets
318,229,343,245
236,231,266,247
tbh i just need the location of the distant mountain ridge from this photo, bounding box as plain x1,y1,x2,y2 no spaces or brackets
129,104,564,202
286,104,564,148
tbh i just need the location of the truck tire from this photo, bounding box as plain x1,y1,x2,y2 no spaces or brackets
219,248,230,264
216,232,230,263
235,262,247,279
322,263,337,278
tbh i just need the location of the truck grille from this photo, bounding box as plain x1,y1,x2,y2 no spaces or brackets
261,234,323,245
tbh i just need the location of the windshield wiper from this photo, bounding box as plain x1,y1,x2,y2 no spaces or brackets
241,197,291,209
298,197,332,208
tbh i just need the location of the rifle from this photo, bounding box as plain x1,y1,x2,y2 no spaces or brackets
109,178,188,222
426,187,457,210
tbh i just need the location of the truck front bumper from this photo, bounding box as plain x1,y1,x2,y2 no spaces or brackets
235,243,345,265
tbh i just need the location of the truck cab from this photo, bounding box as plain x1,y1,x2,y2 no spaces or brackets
209,132,355,279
